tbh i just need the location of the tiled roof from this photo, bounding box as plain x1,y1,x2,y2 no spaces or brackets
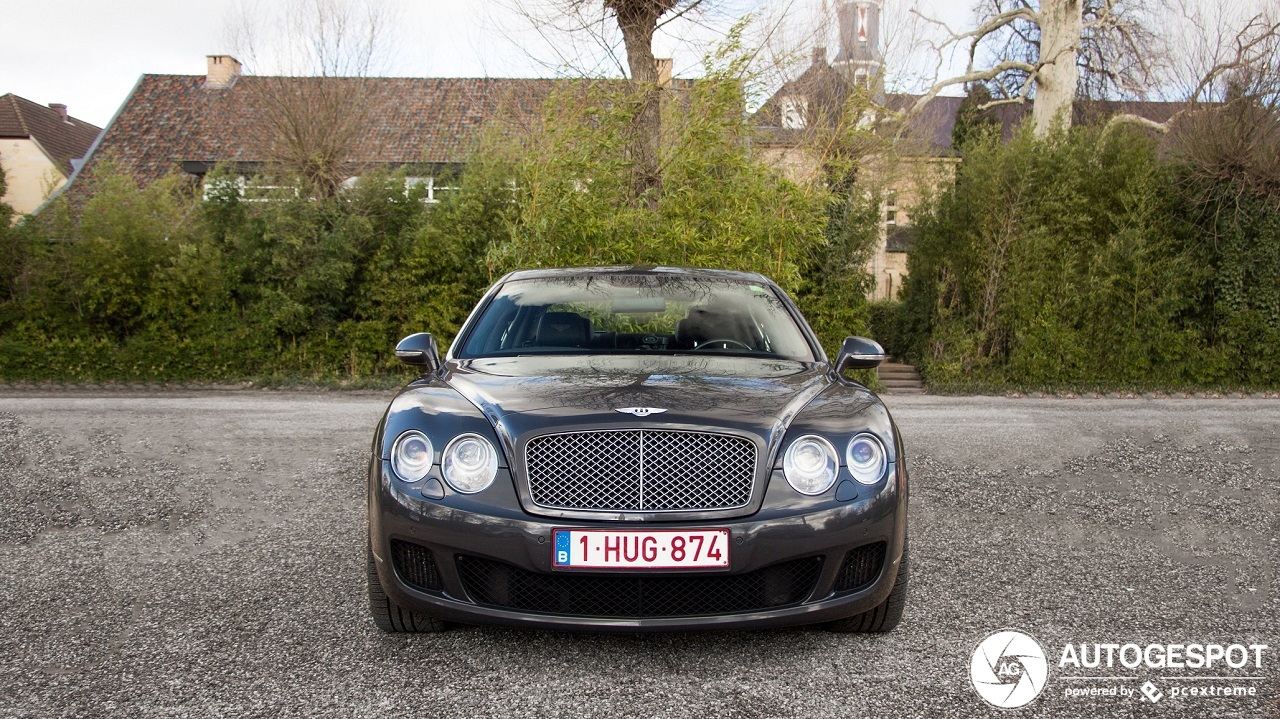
0,94,102,175
754,58,854,128
64,74,628,204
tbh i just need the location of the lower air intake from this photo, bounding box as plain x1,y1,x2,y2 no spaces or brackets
390,539,442,592
456,556,823,618
833,541,886,592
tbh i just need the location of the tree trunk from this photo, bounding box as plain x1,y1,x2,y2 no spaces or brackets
1031,0,1084,135
610,1,672,201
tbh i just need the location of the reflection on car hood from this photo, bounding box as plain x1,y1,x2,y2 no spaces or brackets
444,354,830,447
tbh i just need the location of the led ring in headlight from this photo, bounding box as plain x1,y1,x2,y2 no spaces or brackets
442,434,499,494
783,435,839,495
391,430,433,482
846,433,888,485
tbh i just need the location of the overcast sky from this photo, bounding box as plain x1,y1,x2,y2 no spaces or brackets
3,0,975,128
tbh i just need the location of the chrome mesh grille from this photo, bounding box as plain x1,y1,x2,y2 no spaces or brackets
525,430,755,512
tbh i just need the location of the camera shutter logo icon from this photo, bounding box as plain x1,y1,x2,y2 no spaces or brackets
971,630,1049,709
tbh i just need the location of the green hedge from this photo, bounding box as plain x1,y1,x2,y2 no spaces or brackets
866,300,906,359
898,106,1280,392
0,58,879,384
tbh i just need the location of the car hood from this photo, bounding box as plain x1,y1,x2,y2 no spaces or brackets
443,354,830,450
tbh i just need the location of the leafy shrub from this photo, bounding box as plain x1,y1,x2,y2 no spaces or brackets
866,300,905,358
899,110,1280,392
481,50,832,293
0,44,878,384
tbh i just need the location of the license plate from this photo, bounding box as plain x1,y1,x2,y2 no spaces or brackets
553,529,730,569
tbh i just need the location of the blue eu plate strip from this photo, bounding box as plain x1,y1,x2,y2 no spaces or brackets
554,531,571,565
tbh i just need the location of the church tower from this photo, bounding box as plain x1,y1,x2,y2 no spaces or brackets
832,0,885,96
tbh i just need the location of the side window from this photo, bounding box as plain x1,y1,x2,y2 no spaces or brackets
463,296,517,354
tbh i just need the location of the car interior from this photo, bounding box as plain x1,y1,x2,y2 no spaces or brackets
512,304,768,353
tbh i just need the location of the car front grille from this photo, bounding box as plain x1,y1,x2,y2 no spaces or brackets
390,539,443,592
524,429,756,512
456,555,823,618
833,541,886,592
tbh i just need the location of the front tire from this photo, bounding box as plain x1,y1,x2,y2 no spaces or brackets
824,536,909,633
367,543,449,633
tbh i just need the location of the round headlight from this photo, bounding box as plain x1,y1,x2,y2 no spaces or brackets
442,434,499,494
846,433,887,485
391,430,433,482
783,435,839,495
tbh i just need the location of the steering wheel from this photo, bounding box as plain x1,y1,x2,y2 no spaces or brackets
692,338,752,351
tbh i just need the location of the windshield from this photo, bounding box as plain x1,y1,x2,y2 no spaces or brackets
456,274,817,361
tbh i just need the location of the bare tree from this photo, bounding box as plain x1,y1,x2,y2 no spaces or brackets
904,0,1158,135
609,0,684,199
1106,0,1280,133
1153,0,1278,101
879,0,940,93
225,0,396,196
504,0,731,201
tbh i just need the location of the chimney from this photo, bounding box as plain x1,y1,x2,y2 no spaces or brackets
48,103,68,120
812,46,827,66
655,58,673,89
205,55,242,89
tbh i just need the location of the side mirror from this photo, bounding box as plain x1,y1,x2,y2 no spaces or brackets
835,336,887,372
395,333,441,372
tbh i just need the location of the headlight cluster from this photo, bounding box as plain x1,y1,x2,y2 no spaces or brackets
782,436,839,495
391,430,498,494
391,431,433,482
442,434,499,493
783,432,889,495
846,433,887,485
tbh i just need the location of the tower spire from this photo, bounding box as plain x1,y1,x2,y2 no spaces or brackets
832,0,885,97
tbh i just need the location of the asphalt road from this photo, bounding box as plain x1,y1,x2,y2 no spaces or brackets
0,390,1276,718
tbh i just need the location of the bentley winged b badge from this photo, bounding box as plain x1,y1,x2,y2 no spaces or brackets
614,407,668,417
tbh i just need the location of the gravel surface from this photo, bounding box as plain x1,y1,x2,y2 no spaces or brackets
0,390,1276,718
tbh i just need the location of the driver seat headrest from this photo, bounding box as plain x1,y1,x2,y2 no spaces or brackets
536,311,592,347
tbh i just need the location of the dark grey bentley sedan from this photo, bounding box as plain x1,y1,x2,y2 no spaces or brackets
367,266,908,632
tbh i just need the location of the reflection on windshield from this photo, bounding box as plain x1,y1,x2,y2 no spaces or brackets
457,275,816,362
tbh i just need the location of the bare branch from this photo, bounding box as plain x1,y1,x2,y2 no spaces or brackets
654,0,707,31
1189,13,1280,102
910,5,1041,49
1103,111,1173,134
904,59,1039,123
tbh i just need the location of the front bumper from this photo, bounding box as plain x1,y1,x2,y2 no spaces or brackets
368,458,907,632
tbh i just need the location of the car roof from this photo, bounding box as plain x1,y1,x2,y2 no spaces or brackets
500,266,776,285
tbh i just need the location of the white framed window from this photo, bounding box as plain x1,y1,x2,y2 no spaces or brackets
406,176,456,204
202,176,300,202
203,174,456,203
780,97,808,129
